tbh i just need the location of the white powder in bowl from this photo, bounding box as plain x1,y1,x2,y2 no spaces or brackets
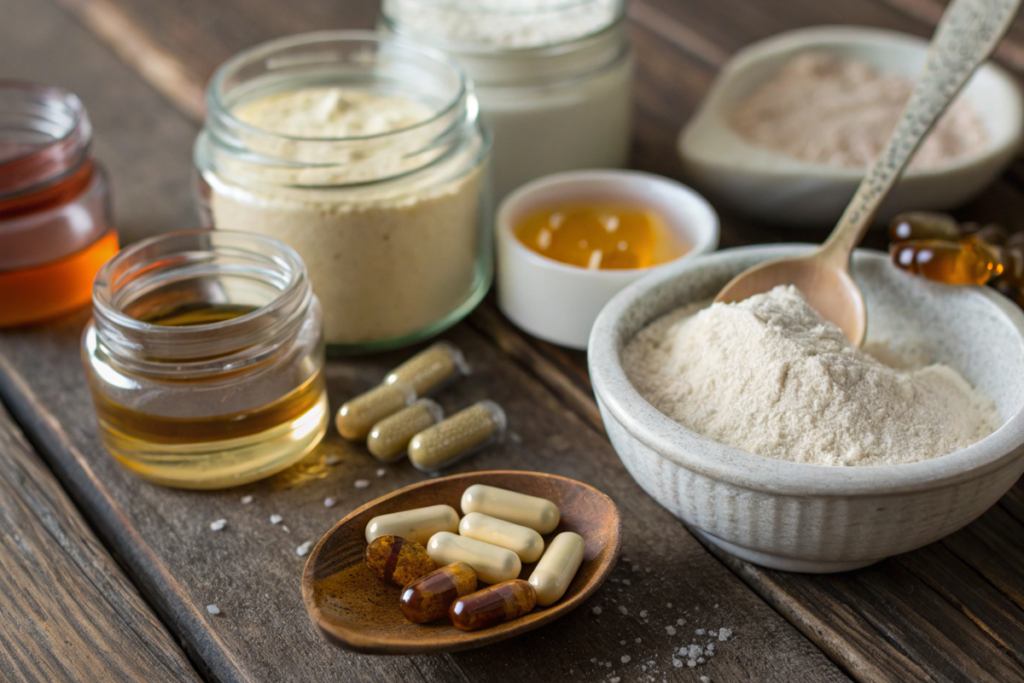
209,88,484,346
731,52,988,169
624,286,999,466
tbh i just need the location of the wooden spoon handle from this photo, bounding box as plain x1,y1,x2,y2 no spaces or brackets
822,0,1020,264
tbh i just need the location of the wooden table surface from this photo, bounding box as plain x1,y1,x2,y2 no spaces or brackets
3,0,1024,681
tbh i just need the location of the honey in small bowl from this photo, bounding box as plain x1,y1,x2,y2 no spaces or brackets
514,203,689,270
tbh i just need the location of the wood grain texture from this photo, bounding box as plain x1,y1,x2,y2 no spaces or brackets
0,405,201,683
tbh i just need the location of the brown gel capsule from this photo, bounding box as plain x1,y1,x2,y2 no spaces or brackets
400,562,478,624
364,535,436,587
449,579,537,631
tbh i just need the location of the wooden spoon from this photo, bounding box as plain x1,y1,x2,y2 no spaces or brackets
302,470,621,654
715,0,1021,345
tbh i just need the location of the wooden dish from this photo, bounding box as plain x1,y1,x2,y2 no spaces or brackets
301,470,621,654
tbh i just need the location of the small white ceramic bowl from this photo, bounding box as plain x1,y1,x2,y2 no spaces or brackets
678,26,1024,229
496,170,719,349
589,245,1024,572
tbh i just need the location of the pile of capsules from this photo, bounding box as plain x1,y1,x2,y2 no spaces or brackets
363,484,585,631
335,342,506,471
889,211,1024,306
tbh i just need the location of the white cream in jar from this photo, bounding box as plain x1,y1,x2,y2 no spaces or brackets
382,0,633,200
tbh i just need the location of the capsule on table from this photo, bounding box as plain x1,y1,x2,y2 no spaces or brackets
408,401,506,472
385,341,469,396
364,535,436,587
367,399,445,462
460,484,560,534
399,561,478,623
459,512,545,563
890,237,1003,285
449,580,537,631
365,504,460,546
889,211,961,243
426,531,521,584
529,531,585,606
336,381,416,440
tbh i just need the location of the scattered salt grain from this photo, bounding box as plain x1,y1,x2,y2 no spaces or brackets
209,519,227,531
324,497,336,508
635,638,641,643
672,659,683,668
605,662,612,668
592,606,602,615
622,579,631,586
621,656,631,664
666,602,672,608
695,629,705,636
707,643,715,652
354,479,371,489
324,455,341,466
282,526,290,533
270,514,282,524
591,658,597,663
677,618,685,626
709,630,717,637
617,605,628,615
620,640,626,645
206,604,220,615
718,628,733,641
376,468,386,477
639,610,648,618
296,541,313,556
701,677,711,683
687,660,696,668
610,677,620,683
688,645,702,659
241,495,253,505
665,626,676,635
697,657,706,664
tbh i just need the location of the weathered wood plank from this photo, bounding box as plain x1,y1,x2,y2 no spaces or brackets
0,405,202,683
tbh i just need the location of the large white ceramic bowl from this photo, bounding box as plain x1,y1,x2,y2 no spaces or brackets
678,26,1024,229
497,170,718,349
589,245,1024,572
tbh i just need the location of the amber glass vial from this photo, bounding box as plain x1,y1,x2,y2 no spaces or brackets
0,82,117,327
81,231,328,489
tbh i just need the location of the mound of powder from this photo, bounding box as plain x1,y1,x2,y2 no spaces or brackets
731,52,988,169
624,286,999,466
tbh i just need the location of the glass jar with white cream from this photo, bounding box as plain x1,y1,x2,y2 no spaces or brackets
381,0,633,200
194,32,492,353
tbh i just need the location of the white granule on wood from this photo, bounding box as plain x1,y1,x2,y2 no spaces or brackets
617,606,628,615
270,514,282,524
625,286,999,466
639,610,648,618
324,497,336,508
695,629,705,636
732,52,988,169
240,495,253,505
593,606,602,615
622,579,631,586
206,604,220,615
354,479,371,489
376,468,386,477
665,626,676,635
296,541,313,556
209,519,226,531
621,656,631,664
718,628,733,641
701,677,710,682
324,455,341,466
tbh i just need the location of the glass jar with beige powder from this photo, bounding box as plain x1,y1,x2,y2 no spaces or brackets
194,32,492,352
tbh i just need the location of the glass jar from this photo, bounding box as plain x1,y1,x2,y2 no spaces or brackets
381,0,633,200
194,32,492,354
0,81,117,327
81,230,328,490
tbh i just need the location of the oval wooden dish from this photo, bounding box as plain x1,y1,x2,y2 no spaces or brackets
301,470,622,654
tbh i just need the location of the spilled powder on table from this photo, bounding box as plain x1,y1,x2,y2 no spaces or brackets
624,286,999,466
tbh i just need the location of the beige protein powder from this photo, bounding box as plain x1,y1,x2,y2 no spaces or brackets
210,88,484,345
731,52,988,169
624,286,999,466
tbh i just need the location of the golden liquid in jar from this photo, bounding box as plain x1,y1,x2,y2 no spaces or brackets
515,204,689,270
92,303,329,489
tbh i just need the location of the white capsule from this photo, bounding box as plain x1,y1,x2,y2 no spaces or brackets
426,531,521,584
529,531,585,606
460,484,560,534
459,512,545,563
364,504,459,546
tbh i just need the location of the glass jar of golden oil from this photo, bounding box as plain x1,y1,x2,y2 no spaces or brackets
81,230,328,489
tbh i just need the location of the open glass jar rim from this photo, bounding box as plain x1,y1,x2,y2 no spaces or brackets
91,230,315,375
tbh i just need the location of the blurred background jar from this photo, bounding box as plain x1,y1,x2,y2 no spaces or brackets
0,81,117,327
381,0,633,200
194,32,492,354
81,231,327,490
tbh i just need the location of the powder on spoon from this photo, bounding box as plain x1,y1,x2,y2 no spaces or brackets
624,286,999,466
731,51,988,169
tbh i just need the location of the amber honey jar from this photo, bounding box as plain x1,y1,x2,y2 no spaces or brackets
0,82,117,327
81,231,328,489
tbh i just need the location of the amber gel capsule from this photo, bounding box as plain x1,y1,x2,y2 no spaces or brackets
336,381,416,440
364,535,436,587
385,341,469,396
449,580,537,631
367,399,445,462
461,484,560,534
529,532,585,606
408,401,506,472
400,562,478,623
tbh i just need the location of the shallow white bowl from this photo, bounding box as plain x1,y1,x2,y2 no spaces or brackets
678,26,1024,229
496,170,719,349
589,245,1024,572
